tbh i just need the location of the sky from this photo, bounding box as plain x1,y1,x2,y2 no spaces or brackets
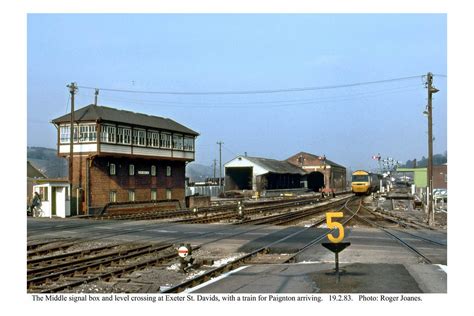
27,14,447,172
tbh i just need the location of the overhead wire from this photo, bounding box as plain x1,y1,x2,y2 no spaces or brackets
77,75,424,96
77,83,424,109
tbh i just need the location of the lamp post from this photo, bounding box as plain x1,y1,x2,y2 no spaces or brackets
425,72,439,226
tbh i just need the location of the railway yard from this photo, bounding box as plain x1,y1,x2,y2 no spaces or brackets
27,189,447,294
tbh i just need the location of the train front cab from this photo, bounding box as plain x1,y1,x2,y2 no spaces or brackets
351,171,371,195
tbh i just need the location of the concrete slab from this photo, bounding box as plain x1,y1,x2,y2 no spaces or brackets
192,262,446,293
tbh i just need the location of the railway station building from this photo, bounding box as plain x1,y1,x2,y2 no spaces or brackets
286,152,347,192
224,156,306,195
52,104,199,215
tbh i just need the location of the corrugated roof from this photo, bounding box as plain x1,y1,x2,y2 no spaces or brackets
52,104,199,136
244,156,306,175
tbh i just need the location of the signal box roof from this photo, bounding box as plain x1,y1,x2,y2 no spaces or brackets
52,104,199,136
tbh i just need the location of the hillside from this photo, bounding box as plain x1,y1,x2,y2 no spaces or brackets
27,147,67,178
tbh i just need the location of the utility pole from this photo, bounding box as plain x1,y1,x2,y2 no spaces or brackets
426,72,439,226
213,159,217,180
217,141,224,191
67,82,77,215
94,88,99,106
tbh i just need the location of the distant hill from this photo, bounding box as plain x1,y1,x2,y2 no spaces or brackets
27,146,214,181
186,163,214,182
402,151,447,168
27,147,67,178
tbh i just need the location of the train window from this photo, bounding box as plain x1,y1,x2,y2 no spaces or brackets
352,175,368,182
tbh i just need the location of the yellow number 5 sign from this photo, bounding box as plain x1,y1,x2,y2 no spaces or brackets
326,212,344,243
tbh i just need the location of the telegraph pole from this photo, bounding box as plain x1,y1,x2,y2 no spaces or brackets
426,72,439,226
67,82,77,215
213,159,217,180
217,141,224,191
94,88,99,106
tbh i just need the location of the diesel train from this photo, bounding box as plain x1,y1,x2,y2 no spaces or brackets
351,170,381,195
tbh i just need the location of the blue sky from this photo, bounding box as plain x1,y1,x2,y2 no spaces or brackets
27,14,447,171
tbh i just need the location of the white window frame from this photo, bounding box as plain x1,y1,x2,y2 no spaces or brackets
110,163,116,175
151,165,156,176
60,126,70,143
129,164,135,176
184,136,194,151
173,134,183,150
166,166,172,177
151,189,157,200
101,125,116,143
128,190,135,202
160,133,171,149
109,191,117,203
166,189,172,200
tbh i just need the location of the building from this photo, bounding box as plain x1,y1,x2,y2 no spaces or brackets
433,164,447,189
52,104,199,215
27,161,47,206
224,156,306,193
396,168,427,188
286,152,347,192
32,179,70,218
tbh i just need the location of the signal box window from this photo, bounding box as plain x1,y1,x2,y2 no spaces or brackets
110,163,116,176
128,190,135,202
109,191,117,203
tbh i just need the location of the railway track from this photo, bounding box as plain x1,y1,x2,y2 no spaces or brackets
27,194,444,293
343,202,444,264
161,197,361,293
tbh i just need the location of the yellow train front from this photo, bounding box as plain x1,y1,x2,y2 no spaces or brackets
351,170,378,195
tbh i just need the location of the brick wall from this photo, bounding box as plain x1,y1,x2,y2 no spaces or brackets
71,156,186,214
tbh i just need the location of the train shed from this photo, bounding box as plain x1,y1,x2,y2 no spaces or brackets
224,156,306,194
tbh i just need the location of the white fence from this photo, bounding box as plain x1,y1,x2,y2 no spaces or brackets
186,185,222,197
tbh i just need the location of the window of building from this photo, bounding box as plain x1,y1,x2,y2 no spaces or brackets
65,187,69,201
166,166,172,177
124,128,131,144
109,163,116,175
79,124,97,142
129,164,135,176
160,133,171,148
151,189,157,200
109,191,117,203
172,134,183,150
151,165,156,176
184,137,194,151
117,126,131,145
128,190,135,202
132,129,146,146
60,126,70,143
148,131,159,148
39,187,49,201
166,189,172,200
100,125,116,143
